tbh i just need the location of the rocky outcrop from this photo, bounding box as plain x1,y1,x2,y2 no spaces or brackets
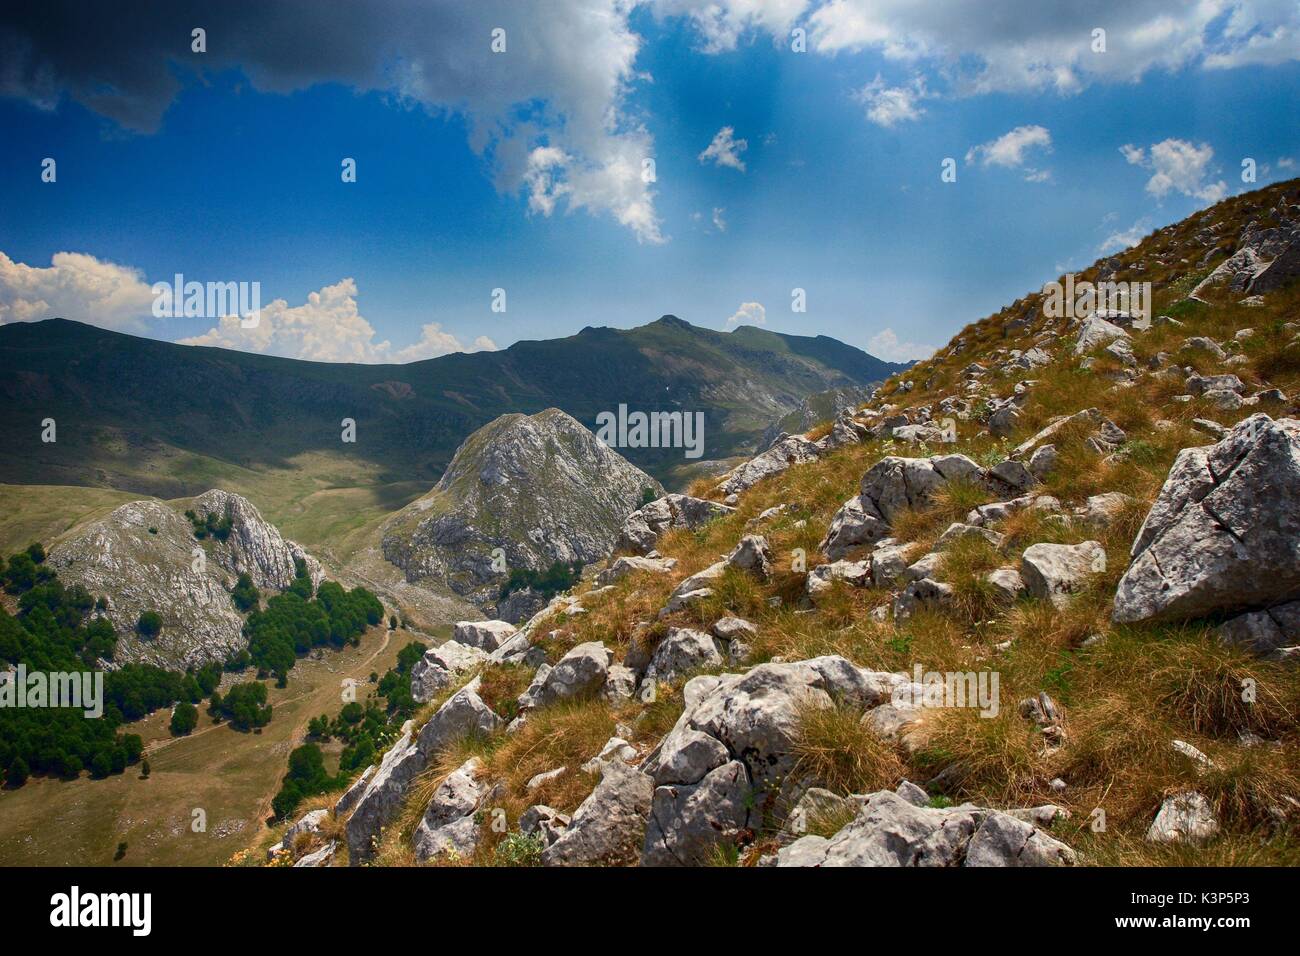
773,790,1076,867
410,641,487,704
1113,416,1300,631
715,434,822,496
640,657,909,865
47,490,321,668
412,757,492,863
382,408,662,604
451,620,517,652
595,555,677,586
617,493,733,555
346,679,502,864
643,628,724,684
494,587,548,625
1248,240,1300,294
540,760,653,866
1020,541,1106,609
529,642,611,708
819,453,1034,560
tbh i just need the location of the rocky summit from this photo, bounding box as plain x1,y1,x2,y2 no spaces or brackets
47,489,322,668
381,408,663,605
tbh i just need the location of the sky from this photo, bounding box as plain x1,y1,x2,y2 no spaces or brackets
0,0,1298,364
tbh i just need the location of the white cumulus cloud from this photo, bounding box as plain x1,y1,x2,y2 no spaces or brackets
0,250,156,331
178,278,497,364
699,126,749,172
651,0,811,53
1098,217,1153,254
854,74,927,127
725,301,766,327
1121,138,1226,203
966,125,1052,181
868,327,934,362
802,0,1299,96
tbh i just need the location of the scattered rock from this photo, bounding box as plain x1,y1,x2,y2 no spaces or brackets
535,642,612,706
410,641,488,704
1114,415,1300,627
1020,541,1106,608
451,620,518,652
541,760,654,866
645,628,724,684
519,805,570,846
595,555,677,586
807,559,871,598
773,791,1075,867
618,494,733,555
1147,791,1219,843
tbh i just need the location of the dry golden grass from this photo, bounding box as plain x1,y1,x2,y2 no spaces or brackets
792,701,906,798
476,662,535,722
370,180,1300,868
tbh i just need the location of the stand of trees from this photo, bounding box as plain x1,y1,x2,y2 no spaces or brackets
499,560,583,601
271,639,422,819
184,509,233,541
0,547,188,784
244,560,382,682
208,681,272,732
1,545,382,789
231,573,261,612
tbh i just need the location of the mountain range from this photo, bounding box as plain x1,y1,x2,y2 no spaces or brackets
0,315,907,497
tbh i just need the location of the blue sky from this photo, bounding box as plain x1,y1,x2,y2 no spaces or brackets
1,0,1298,363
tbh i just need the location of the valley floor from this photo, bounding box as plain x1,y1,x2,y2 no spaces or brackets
0,622,421,867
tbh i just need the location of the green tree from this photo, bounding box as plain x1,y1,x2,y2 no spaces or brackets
231,573,260,612
6,756,29,788
137,611,162,637
170,701,198,736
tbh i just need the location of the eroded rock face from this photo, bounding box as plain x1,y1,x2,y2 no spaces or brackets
413,757,490,863
1114,415,1300,626
540,760,653,866
382,408,662,604
639,657,908,866
47,490,321,668
715,434,822,496
618,494,734,555
773,790,1076,867
346,680,502,864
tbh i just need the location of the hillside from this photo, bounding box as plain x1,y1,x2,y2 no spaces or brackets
47,489,323,668
381,408,662,608
261,178,1300,869
0,315,906,498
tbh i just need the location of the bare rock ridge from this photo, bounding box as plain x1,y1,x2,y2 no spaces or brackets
381,408,663,606
47,489,323,668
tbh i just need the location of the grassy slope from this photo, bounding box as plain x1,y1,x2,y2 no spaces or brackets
365,179,1300,867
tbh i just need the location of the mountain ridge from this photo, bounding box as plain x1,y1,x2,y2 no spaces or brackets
0,315,908,496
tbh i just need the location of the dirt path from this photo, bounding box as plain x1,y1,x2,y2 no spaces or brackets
143,628,398,759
